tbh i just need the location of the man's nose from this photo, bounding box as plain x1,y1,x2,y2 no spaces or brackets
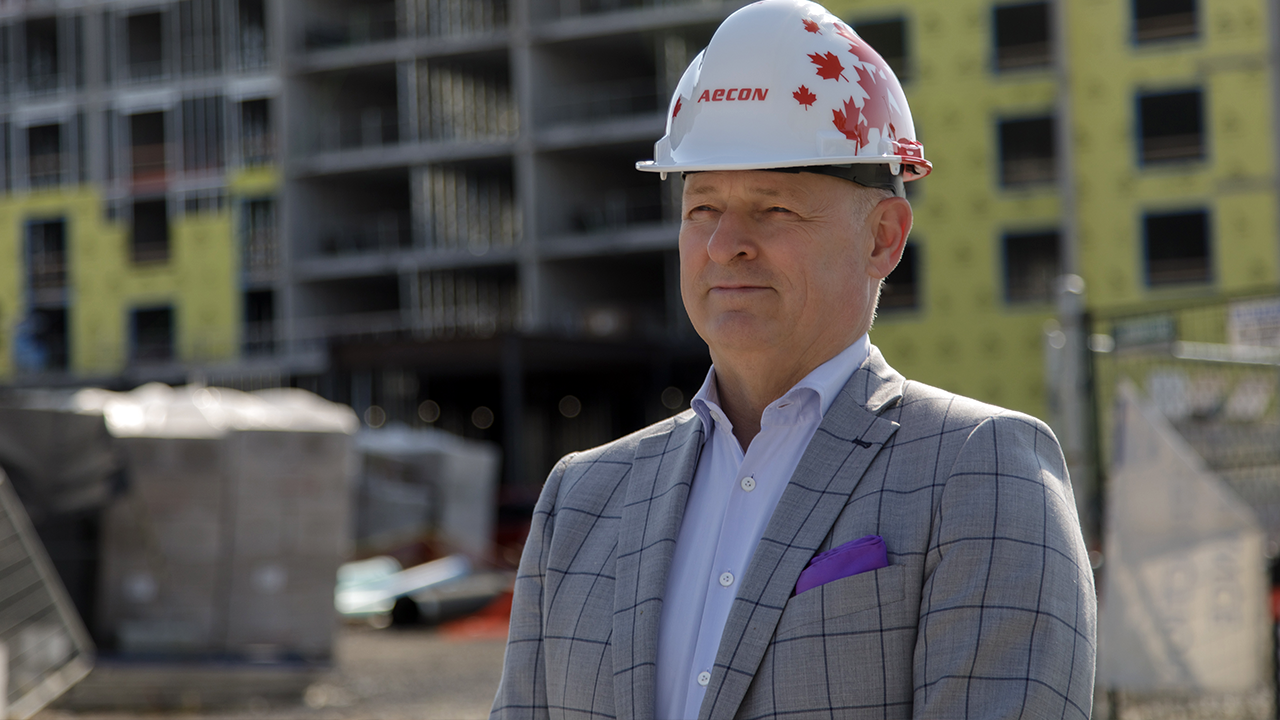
705,209,759,265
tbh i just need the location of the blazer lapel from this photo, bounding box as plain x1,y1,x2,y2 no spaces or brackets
613,411,704,720
700,349,906,720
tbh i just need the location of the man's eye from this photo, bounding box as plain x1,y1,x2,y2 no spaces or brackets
768,206,793,213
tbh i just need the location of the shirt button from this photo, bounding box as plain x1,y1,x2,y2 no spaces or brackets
697,670,711,686
719,571,734,587
740,476,756,492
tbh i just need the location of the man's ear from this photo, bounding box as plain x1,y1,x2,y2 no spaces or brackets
866,197,913,280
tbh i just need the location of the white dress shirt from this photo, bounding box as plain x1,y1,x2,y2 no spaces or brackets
654,335,871,720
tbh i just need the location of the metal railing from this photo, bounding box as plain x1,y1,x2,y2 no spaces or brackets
1001,158,1056,186
304,5,398,50
995,42,1051,71
1141,134,1204,163
242,320,275,356
242,131,275,166
28,153,63,188
312,108,399,152
319,212,411,255
544,77,659,123
1135,12,1197,42
131,144,168,182
408,0,508,36
570,186,664,233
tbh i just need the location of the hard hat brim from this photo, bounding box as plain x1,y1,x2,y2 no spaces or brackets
635,156,932,181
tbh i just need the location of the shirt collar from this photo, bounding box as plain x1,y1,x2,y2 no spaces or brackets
690,334,871,436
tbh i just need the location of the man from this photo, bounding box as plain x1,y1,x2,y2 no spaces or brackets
492,0,1096,717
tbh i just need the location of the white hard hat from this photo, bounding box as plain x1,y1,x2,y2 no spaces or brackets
636,0,932,195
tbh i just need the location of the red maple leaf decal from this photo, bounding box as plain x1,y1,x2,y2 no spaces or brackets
793,85,817,109
673,96,682,119
833,22,857,43
808,52,847,81
802,18,822,34
846,40,897,139
832,97,866,148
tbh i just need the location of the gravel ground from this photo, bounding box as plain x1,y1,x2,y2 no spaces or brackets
31,625,1276,720
34,625,508,720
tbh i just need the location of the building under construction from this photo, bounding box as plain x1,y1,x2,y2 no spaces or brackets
0,0,737,508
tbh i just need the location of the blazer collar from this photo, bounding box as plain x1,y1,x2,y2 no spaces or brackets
612,410,704,720
700,345,905,720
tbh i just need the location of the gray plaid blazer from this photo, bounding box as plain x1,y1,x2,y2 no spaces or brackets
492,347,1096,720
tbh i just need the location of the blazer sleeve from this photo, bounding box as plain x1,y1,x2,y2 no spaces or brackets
912,414,1097,720
490,455,571,720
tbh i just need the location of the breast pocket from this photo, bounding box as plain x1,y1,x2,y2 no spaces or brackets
775,564,907,638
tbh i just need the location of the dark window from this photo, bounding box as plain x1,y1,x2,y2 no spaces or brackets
178,0,222,76
1004,230,1060,303
994,2,1051,71
243,290,274,356
999,116,1055,185
854,18,909,81
132,306,174,363
1139,90,1203,164
243,197,277,277
26,219,66,296
131,199,170,263
127,12,164,81
238,0,267,70
18,307,68,371
1145,210,1210,286
27,123,62,187
181,95,225,172
1134,0,1196,42
25,17,60,94
880,243,919,312
240,99,273,165
130,111,166,182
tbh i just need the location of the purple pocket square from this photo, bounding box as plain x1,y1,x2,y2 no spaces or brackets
795,535,888,595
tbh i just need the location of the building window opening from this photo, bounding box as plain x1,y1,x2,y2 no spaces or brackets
243,290,274,356
1145,210,1210,286
243,197,277,277
1004,230,1060,304
127,12,164,81
130,111,166,183
27,124,62,188
181,95,225,173
132,199,170,263
1134,0,1196,42
18,307,68,372
879,243,919,312
999,116,1055,186
240,99,273,165
131,306,174,363
1139,90,1203,164
238,0,267,70
994,2,1051,71
27,219,66,294
25,17,60,94
853,18,909,81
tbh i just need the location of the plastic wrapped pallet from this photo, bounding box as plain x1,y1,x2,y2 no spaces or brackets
76,384,358,662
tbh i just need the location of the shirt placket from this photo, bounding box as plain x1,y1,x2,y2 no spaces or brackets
683,418,780,714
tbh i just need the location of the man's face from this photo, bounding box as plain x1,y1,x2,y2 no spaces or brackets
678,170,889,365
